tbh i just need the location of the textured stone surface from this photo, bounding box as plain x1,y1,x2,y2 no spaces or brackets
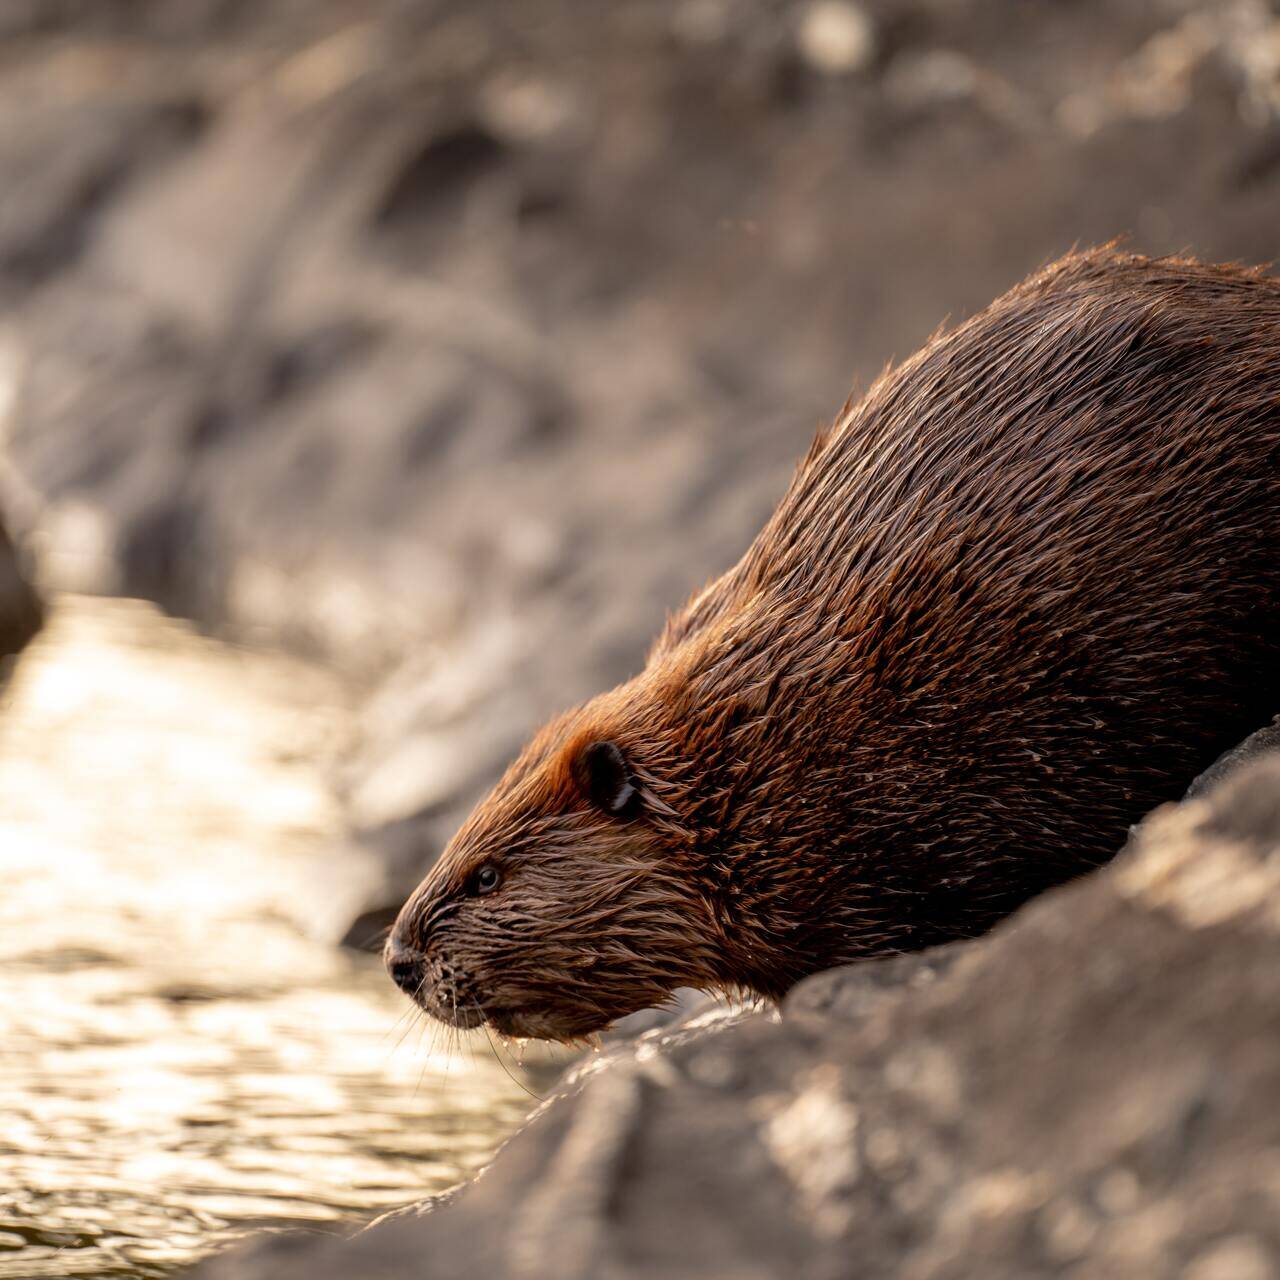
3,1,1280,922
190,751,1280,1279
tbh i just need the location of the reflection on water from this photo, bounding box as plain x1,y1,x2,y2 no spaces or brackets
0,597,531,1278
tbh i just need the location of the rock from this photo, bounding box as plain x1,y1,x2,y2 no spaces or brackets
0,73,205,292
188,748,1280,1279
1185,718,1280,800
0,514,41,678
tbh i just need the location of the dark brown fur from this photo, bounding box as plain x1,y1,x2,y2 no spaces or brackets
386,249,1280,1040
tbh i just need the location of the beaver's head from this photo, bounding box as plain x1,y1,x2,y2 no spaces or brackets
382,684,732,1042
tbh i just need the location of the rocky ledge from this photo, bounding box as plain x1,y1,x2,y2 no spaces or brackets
192,736,1280,1280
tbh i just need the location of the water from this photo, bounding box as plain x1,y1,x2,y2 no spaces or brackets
0,597,533,1278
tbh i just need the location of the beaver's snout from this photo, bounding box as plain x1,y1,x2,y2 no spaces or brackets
383,925,490,1031
384,943,424,998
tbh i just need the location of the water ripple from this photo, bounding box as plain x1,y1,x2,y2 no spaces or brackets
0,597,532,1278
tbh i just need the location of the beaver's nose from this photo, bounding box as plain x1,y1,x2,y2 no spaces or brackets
384,943,425,996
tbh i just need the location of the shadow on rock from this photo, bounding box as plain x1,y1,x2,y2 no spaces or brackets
0,514,41,681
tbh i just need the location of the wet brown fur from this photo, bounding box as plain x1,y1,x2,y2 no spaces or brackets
387,249,1280,1041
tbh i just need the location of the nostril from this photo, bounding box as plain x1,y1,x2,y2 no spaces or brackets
387,951,425,996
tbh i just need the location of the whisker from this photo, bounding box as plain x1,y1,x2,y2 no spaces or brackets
383,998,422,1052
475,998,543,1103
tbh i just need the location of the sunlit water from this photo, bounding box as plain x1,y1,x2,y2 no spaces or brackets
0,597,533,1279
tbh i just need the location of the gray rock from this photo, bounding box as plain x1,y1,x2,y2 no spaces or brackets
189,749,1280,1280
1186,719,1280,800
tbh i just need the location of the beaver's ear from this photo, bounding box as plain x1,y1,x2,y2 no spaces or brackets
573,740,639,817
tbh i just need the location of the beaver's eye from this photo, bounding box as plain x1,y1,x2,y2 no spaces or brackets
574,740,638,817
469,864,502,896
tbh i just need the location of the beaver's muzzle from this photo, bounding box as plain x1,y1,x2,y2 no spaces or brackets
384,942,425,997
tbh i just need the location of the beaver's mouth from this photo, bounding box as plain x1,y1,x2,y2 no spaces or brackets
485,1003,622,1043
395,967,549,1037
483,1006,546,1040
413,988,487,1031
417,992,599,1042
403,973,614,1042
418,996,554,1040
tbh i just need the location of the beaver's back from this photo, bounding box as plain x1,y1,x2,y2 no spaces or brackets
653,250,1280,967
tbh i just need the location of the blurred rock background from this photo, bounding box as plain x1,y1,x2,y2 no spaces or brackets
2,0,1278,933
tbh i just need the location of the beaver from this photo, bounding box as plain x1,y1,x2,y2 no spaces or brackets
385,248,1280,1041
